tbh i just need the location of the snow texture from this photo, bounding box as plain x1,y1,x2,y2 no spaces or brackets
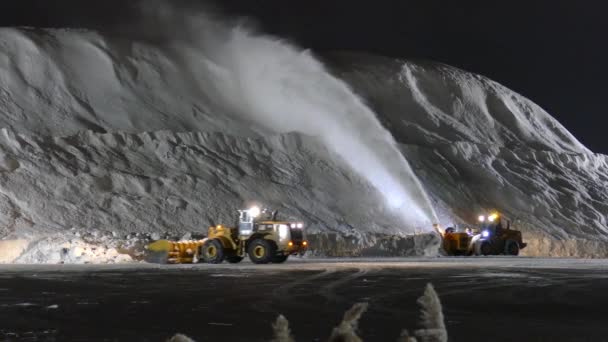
271,315,295,342
328,302,368,342
0,6,606,262
167,334,195,342
413,283,447,342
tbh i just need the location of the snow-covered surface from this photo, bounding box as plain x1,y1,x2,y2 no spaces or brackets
0,10,606,262
2,257,608,272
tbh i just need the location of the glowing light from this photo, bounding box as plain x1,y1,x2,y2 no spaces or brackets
291,223,296,228
249,206,261,218
488,214,498,222
297,223,304,228
478,215,486,222
482,230,490,238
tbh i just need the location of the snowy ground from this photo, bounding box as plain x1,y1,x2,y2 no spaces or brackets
1,258,608,341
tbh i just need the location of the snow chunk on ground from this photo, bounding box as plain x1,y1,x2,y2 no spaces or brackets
11,234,132,264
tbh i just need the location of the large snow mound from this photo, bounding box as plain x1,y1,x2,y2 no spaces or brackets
325,53,608,256
0,23,606,262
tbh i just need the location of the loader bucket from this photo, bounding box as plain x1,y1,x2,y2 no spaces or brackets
144,240,204,264
144,240,173,264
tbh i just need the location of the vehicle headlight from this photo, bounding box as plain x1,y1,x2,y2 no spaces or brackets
488,214,497,222
297,223,304,229
290,223,296,228
482,230,490,238
478,215,486,222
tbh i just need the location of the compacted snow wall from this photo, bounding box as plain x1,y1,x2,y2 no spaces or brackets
0,16,606,262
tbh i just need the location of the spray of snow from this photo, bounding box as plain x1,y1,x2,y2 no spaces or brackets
138,1,438,226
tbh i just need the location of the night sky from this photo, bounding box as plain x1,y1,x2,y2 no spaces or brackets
1,0,607,154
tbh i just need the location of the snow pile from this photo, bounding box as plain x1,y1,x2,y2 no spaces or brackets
0,239,28,263
7,228,149,264
326,53,608,256
0,6,606,262
0,23,435,225
13,234,133,264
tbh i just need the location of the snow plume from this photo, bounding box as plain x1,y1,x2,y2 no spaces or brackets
137,1,438,227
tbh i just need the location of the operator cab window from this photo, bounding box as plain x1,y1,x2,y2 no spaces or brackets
241,212,253,223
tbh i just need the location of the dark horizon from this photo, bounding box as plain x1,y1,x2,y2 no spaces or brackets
1,0,607,154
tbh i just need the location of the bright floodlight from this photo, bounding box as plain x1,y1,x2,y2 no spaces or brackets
488,214,498,222
482,230,490,238
249,206,261,218
478,215,486,222
291,223,296,228
297,223,304,228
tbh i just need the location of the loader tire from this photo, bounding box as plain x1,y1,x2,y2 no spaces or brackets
505,240,520,256
202,239,225,264
480,241,493,256
248,239,276,264
226,256,244,264
272,255,289,264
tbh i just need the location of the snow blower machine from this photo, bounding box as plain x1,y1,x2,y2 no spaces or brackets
437,212,527,256
145,206,308,264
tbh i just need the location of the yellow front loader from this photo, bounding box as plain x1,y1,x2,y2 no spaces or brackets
145,206,308,264
435,212,527,256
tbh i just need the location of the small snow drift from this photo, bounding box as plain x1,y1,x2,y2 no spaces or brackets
0,5,606,262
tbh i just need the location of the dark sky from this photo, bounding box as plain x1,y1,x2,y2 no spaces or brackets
1,0,607,154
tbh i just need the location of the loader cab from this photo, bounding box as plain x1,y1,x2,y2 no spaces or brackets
474,212,526,256
478,214,502,236
238,206,279,236
478,213,512,239
238,208,257,236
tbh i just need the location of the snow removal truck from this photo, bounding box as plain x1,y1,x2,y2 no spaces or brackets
145,206,308,264
437,213,527,256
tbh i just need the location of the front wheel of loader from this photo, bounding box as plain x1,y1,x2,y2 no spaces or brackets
272,254,289,264
202,239,225,264
480,241,493,256
505,240,520,256
247,239,276,264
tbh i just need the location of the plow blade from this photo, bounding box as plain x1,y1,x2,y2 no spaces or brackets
144,240,204,264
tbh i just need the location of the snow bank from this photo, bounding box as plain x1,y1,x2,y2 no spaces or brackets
0,239,28,263
0,8,606,261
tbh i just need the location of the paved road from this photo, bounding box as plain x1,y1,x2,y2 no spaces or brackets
1,258,608,341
